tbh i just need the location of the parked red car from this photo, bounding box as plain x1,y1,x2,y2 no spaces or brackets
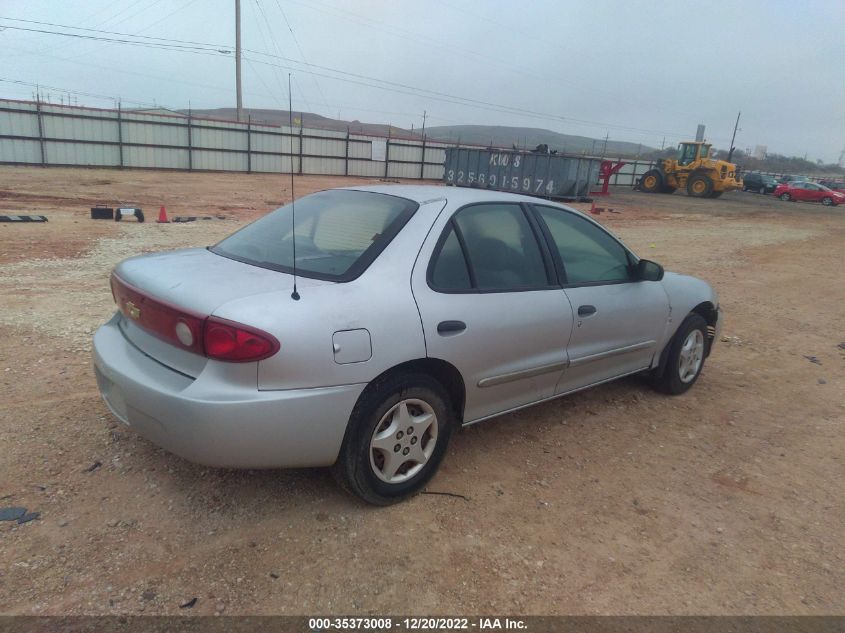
819,180,845,194
773,182,845,206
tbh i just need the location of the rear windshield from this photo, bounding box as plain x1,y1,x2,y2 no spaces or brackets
211,189,418,281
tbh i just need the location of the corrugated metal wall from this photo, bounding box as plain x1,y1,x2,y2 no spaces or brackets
0,98,452,179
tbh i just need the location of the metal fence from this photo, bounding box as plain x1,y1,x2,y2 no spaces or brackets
0,98,449,179
0,97,654,187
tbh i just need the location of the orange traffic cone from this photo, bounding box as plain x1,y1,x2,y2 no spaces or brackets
590,200,598,215
157,206,169,223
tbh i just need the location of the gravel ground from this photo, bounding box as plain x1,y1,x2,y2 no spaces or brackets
0,167,843,615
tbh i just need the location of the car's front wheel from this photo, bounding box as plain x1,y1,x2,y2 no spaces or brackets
653,314,708,395
333,373,454,505
821,196,835,206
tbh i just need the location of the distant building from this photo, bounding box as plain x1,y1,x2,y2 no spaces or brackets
753,145,767,160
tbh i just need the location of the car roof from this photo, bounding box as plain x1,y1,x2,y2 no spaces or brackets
338,184,566,206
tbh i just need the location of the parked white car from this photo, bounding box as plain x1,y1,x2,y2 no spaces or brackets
94,185,722,504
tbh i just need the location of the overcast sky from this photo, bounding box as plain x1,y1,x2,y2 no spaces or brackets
2,0,843,161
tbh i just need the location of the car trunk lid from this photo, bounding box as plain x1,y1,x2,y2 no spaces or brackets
112,247,327,377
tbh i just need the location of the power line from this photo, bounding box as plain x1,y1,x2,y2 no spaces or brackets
272,0,330,111
0,23,232,54
249,1,294,108
1,16,712,143
0,12,221,48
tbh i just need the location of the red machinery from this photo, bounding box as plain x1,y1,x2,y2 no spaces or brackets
592,160,626,196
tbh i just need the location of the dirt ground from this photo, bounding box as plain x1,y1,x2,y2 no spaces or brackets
1,167,843,615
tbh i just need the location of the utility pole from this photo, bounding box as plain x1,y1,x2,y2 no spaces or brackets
727,111,741,163
421,110,427,137
235,0,244,122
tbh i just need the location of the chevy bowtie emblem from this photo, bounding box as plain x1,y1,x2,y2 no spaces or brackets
125,301,141,320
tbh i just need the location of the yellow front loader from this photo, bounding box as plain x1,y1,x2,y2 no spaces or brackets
639,142,742,198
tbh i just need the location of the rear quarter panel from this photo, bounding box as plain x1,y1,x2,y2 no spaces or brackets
211,198,447,390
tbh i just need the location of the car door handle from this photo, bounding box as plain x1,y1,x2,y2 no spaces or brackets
578,305,597,317
437,320,466,335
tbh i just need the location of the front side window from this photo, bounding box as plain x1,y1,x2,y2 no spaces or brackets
535,206,633,285
212,190,417,281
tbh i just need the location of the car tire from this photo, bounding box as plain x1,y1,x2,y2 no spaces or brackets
652,314,708,395
759,186,766,194
640,169,663,193
332,373,454,505
687,173,714,198
821,197,834,206
780,193,791,201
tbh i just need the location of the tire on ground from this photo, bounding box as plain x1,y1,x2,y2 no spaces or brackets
640,169,663,193
687,173,714,198
652,313,709,395
332,372,455,505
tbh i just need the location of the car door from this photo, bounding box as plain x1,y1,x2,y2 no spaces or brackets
530,204,670,393
791,183,809,201
803,183,824,202
411,201,574,424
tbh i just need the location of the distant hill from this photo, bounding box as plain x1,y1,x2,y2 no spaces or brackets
183,107,415,138
179,108,656,157
422,125,654,157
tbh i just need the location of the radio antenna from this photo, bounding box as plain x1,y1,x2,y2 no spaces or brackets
288,73,300,301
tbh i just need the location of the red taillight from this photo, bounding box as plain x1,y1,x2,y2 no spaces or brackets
110,273,279,363
203,317,280,362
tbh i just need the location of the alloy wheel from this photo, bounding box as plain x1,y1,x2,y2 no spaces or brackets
678,329,704,384
369,399,438,484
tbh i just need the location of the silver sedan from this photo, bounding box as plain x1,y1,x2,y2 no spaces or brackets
93,185,722,504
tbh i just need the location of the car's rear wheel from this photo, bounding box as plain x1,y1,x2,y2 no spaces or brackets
333,373,454,505
652,314,708,395
780,193,792,201
821,196,834,206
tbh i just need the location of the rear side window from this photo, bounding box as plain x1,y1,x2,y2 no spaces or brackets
211,190,417,281
430,225,472,290
535,205,633,285
429,203,549,292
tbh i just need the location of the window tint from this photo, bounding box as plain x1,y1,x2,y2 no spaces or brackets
212,190,416,281
452,204,548,290
430,225,472,290
535,206,633,284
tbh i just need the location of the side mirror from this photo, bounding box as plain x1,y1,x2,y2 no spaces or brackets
637,259,664,282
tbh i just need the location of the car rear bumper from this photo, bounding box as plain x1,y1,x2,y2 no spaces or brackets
92,313,364,468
